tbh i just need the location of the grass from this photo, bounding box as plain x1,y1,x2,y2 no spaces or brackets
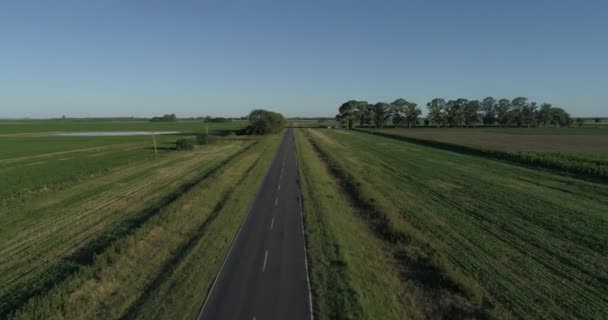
0,137,261,317
360,128,608,180
303,128,608,319
8,133,281,319
296,129,413,319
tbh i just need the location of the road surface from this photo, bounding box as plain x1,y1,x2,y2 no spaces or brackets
198,128,312,320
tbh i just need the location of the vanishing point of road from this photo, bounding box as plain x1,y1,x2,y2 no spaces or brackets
198,128,313,320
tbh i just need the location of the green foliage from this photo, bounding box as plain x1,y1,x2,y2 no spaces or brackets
149,114,177,122
337,97,574,129
245,109,286,134
175,138,195,151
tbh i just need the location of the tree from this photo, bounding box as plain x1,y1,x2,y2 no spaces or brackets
594,118,601,124
337,100,366,129
372,102,390,128
481,97,497,125
404,103,422,128
522,102,538,127
510,97,528,127
426,98,446,127
464,100,481,127
496,99,511,127
549,107,571,127
575,118,585,127
150,113,177,122
445,98,467,127
390,98,418,127
389,98,408,127
246,109,286,134
537,103,552,126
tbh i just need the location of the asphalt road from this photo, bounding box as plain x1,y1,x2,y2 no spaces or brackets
198,128,312,320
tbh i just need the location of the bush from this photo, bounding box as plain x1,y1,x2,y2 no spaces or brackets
175,138,195,151
195,133,209,145
195,133,218,145
246,109,286,135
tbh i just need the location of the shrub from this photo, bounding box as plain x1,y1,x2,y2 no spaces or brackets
175,138,195,151
246,109,286,135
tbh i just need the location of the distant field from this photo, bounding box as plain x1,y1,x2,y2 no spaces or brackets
368,127,608,152
360,127,608,180
289,119,336,128
301,128,608,319
0,120,248,201
0,119,246,135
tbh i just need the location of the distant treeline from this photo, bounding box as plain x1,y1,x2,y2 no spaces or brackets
148,114,235,122
336,97,572,128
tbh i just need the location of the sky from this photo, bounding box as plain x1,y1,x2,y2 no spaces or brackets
0,0,607,118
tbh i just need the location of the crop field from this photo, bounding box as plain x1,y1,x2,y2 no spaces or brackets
299,128,608,319
365,127,608,152
362,127,608,180
0,120,247,201
0,118,281,319
0,120,246,135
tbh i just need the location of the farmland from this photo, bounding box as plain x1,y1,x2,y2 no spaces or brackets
0,119,282,318
360,127,608,180
0,121,246,202
298,128,608,319
364,127,608,152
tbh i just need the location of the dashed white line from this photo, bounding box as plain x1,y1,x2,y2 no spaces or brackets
270,217,275,230
278,183,281,191
275,196,278,207
262,250,269,272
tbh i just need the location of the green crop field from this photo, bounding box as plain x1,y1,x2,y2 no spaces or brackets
299,128,608,319
0,116,281,318
361,127,608,180
0,119,246,135
0,120,248,202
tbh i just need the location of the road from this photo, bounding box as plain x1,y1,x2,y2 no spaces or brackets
198,128,312,320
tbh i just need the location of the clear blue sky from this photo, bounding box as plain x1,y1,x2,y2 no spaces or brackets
1,0,606,118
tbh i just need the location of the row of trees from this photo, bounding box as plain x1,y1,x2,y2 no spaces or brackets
149,113,177,122
427,97,571,128
336,97,572,128
336,99,421,129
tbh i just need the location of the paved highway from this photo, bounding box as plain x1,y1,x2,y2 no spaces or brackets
198,128,312,320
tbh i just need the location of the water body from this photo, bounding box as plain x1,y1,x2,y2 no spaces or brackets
50,131,181,137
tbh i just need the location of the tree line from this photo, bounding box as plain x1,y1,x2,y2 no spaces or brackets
336,97,572,128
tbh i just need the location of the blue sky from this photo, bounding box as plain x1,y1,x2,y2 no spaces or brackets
1,0,606,118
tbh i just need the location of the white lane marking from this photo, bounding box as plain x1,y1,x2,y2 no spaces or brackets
262,250,269,272
275,196,278,207
270,217,275,230
278,183,281,191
